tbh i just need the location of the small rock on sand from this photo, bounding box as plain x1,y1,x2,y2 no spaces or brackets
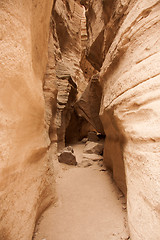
58,147,77,165
84,141,104,155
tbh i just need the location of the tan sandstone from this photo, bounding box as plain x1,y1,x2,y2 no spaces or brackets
85,0,160,239
1,0,160,239
0,1,55,239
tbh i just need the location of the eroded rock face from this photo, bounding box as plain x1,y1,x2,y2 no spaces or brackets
85,0,160,239
56,63,78,150
43,29,58,149
85,0,130,71
75,74,104,134
52,0,91,150
53,0,87,96
0,1,55,239
2,0,159,239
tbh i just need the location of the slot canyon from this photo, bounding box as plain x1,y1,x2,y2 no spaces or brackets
0,0,160,239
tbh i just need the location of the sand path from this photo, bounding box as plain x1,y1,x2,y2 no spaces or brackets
34,142,129,240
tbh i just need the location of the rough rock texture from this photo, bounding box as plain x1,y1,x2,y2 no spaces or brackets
2,0,160,240
52,0,91,150
56,64,78,150
83,141,104,155
58,147,77,166
85,0,160,239
0,1,55,239
43,29,58,149
0,0,97,238
85,0,129,71
85,0,106,70
53,0,87,96
75,74,104,134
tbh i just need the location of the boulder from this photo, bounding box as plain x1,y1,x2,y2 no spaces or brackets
83,141,104,155
58,148,77,166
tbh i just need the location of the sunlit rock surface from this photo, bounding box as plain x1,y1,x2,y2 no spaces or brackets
85,0,160,239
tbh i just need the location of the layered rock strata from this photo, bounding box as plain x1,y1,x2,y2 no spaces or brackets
56,64,78,150
52,0,92,150
0,0,89,238
2,1,159,240
53,0,87,96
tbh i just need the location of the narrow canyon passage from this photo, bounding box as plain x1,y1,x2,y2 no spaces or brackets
2,0,160,239
33,143,129,240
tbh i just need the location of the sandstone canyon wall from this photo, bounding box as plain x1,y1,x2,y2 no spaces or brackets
1,0,160,240
84,0,160,239
0,0,90,239
0,1,55,239
52,0,90,150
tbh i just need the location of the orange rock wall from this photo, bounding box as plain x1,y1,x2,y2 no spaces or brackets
0,0,90,238
0,1,55,239
85,0,160,239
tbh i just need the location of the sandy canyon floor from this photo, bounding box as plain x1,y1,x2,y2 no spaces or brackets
33,142,129,240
